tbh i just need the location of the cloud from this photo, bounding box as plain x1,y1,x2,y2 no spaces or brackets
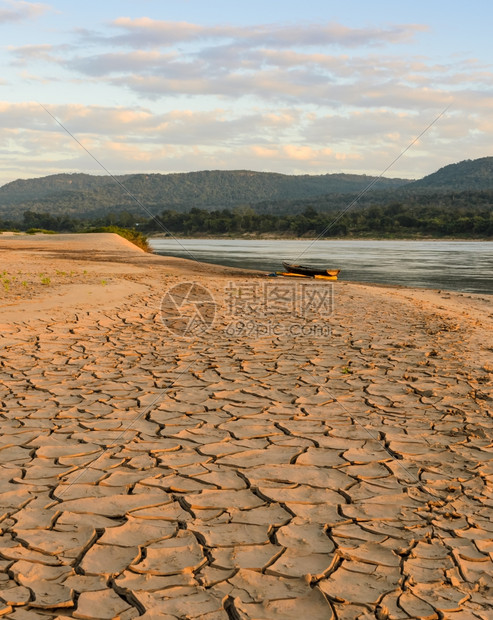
67,50,179,77
104,18,426,49
0,10,492,185
0,0,49,24
0,100,491,186
9,43,66,65
5,14,489,123
14,34,488,113
0,102,301,149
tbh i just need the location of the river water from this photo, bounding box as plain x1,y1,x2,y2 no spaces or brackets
150,238,493,295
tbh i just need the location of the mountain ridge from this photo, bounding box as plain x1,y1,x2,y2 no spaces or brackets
0,156,492,220
411,156,493,190
0,170,409,219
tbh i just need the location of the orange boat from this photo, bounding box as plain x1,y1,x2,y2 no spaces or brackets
282,262,340,278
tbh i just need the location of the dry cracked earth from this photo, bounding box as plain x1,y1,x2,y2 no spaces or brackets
1,270,493,619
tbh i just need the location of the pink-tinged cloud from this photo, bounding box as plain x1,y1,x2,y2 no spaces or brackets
9,43,64,66
14,40,487,114
108,18,427,49
0,1,49,24
0,101,491,184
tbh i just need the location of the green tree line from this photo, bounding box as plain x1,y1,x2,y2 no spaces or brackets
2,202,491,238
147,203,493,237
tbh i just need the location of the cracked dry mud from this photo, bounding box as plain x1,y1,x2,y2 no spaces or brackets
0,233,492,619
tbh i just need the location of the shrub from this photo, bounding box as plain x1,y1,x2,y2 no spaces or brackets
86,226,152,252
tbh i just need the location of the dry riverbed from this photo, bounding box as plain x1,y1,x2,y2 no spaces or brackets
0,233,492,619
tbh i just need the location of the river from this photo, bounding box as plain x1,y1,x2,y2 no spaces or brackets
150,238,493,295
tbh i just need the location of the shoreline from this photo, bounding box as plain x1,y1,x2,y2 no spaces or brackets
3,230,492,242
1,232,492,617
2,231,492,297
149,232,493,242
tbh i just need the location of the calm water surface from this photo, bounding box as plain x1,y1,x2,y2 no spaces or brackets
150,239,493,295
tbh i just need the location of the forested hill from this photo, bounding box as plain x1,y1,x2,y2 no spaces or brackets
0,170,408,219
0,173,118,205
1,156,493,221
411,157,493,190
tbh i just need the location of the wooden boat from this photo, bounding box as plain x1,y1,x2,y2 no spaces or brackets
276,271,310,278
282,262,340,277
275,271,338,281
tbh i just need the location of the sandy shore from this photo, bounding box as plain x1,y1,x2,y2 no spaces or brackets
0,233,492,619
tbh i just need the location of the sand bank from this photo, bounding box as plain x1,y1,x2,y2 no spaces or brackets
0,233,492,618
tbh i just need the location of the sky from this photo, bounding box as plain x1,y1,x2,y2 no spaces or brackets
0,0,492,186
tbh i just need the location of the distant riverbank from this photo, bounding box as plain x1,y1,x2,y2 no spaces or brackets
149,232,492,242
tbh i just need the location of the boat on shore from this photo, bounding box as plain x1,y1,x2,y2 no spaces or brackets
275,272,338,280
282,261,340,278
